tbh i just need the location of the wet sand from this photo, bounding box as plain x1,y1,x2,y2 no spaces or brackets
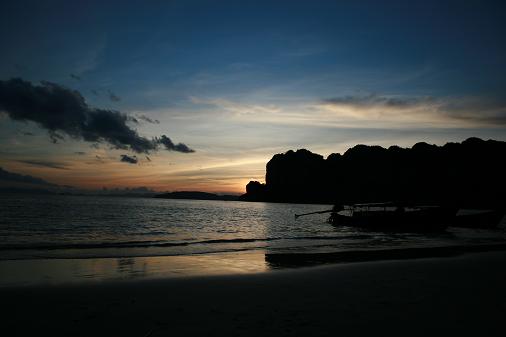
3,251,506,337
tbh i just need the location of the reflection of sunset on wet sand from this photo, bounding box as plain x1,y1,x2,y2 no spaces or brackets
0,251,268,286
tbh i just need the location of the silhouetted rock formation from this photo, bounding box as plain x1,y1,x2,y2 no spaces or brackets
240,138,506,208
154,191,239,201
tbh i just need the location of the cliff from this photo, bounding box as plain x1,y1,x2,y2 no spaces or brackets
240,138,506,207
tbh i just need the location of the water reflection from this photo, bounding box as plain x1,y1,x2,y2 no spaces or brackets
0,251,268,287
116,257,148,279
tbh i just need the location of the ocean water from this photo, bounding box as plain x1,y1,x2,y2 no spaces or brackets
1,193,505,261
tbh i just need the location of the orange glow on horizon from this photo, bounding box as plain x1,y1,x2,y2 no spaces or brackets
2,156,265,195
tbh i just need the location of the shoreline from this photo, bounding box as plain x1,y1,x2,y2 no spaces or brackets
266,241,506,267
3,239,506,261
2,250,506,336
2,242,506,287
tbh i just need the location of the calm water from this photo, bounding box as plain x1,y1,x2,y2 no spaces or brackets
1,193,506,285
1,193,505,261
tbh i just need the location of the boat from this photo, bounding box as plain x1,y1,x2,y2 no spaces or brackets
326,202,456,232
451,209,504,229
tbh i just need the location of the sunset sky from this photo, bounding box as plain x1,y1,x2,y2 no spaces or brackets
1,0,505,194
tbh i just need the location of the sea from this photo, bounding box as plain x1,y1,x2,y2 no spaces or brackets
1,193,505,285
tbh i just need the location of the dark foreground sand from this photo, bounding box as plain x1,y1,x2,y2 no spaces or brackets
3,251,506,337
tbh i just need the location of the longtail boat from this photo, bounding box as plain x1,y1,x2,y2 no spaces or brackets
296,202,456,232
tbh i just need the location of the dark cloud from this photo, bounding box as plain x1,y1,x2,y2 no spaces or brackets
49,131,64,143
108,90,121,102
127,116,139,124
137,115,160,124
0,78,194,154
120,154,138,164
90,89,100,96
156,135,195,153
0,167,58,186
17,160,69,170
70,74,81,81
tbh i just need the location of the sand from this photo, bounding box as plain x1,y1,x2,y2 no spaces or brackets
3,251,506,337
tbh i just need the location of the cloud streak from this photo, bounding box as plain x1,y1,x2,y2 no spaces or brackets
191,94,506,130
17,160,69,170
191,97,281,116
318,94,506,127
0,78,194,154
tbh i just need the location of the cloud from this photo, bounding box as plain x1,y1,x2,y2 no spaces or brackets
120,154,138,164
137,115,160,124
319,94,506,126
323,95,431,109
440,97,506,125
0,78,194,154
0,167,58,186
49,131,64,143
17,160,69,170
320,95,439,120
157,135,195,153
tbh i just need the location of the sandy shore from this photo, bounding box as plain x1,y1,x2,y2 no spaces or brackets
3,251,506,337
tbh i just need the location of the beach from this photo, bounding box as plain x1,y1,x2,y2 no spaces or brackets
2,195,506,336
3,250,506,337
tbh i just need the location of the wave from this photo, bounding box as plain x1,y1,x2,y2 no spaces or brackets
0,234,372,251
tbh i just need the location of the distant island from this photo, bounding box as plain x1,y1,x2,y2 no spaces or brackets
240,137,506,208
154,191,239,201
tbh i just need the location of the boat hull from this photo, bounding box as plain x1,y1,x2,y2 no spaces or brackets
328,207,455,232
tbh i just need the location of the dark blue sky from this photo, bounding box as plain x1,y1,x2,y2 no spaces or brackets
2,1,505,100
0,0,505,192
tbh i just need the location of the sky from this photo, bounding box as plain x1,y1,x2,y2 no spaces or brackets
0,0,505,194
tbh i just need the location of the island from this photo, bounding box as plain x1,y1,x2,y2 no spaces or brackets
154,191,239,201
